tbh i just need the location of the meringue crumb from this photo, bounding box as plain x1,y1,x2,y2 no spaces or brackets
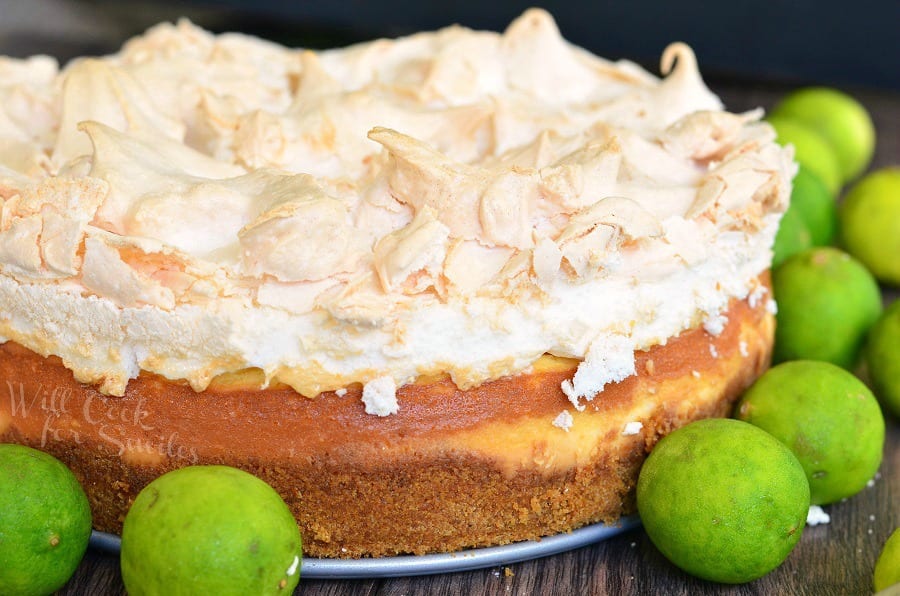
691,370,701,378
708,343,718,358
622,421,643,436
747,284,768,308
765,298,778,314
560,334,636,410
335,388,348,397
552,410,574,432
703,313,727,336
806,505,830,526
739,340,749,357
361,376,399,416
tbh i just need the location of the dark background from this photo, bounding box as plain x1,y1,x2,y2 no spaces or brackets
0,0,898,90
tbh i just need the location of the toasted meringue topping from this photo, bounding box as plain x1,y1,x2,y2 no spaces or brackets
0,9,792,406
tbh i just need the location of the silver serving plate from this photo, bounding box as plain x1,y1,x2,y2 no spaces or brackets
91,516,640,579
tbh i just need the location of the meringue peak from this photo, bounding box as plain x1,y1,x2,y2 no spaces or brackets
0,11,790,401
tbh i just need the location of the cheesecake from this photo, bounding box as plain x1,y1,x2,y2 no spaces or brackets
0,9,792,557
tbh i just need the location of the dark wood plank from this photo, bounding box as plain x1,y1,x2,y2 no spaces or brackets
54,83,900,596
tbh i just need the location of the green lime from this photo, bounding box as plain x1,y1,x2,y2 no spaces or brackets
121,466,302,596
867,299,900,418
637,418,809,584
735,360,885,504
771,87,875,183
875,528,900,592
0,444,92,596
839,167,900,285
772,247,882,368
791,166,838,247
766,115,842,196
772,199,813,267
772,166,838,266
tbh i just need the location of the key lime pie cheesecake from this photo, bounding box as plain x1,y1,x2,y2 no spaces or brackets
0,9,792,557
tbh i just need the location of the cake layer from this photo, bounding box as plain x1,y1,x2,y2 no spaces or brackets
0,283,773,557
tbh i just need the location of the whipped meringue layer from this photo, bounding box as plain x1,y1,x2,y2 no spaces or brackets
0,9,793,409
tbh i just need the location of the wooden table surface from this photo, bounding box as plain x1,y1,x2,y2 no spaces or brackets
58,83,899,596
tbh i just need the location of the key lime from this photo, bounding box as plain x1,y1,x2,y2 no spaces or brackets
637,418,809,584
772,247,882,368
866,299,900,418
772,164,838,266
839,167,900,285
0,444,93,596
766,115,842,196
120,465,302,596
771,87,875,183
875,528,900,592
791,165,838,247
735,360,885,504
772,199,813,267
